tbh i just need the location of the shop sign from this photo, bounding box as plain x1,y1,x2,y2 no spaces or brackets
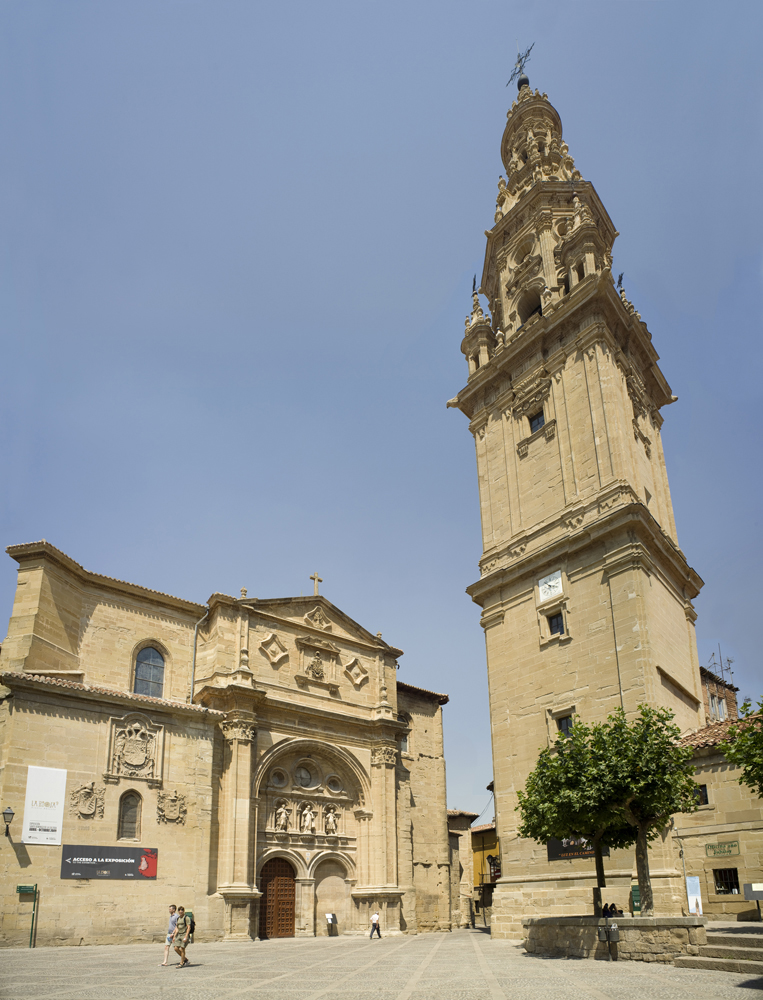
60,845,158,879
547,836,610,861
705,841,740,858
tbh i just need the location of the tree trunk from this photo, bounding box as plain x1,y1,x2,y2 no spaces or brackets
635,823,653,915
593,834,606,888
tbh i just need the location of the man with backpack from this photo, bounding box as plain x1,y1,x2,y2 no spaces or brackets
172,906,194,967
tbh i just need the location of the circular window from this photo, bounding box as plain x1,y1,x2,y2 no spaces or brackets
270,769,287,788
326,775,343,794
294,766,312,788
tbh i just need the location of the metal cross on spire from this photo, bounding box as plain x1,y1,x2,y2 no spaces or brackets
507,42,534,89
309,571,323,596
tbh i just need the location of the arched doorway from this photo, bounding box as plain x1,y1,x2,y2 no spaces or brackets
314,858,349,936
259,858,296,939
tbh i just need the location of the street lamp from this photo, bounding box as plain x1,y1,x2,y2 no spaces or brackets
3,806,14,836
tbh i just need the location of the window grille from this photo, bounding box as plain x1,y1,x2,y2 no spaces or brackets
713,868,739,895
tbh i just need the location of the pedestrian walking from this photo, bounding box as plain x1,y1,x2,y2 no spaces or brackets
370,911,381,939
173,906,194,967
160,905,177,966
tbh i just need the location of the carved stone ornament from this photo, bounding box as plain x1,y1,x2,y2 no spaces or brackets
304,606,332,631
274,799,291,832
299,801,316,834
343,657,369,689
69,781,105,819
512,377,552,418
324,805,339,836
260,632,289,667
157,789,187,824
104,713,164,787
220,719,257,744
371,744,397,768
306,650,325,680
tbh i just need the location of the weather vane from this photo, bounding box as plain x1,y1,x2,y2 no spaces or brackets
507,42,534,89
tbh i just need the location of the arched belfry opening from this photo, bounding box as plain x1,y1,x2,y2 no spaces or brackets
517,289,542,326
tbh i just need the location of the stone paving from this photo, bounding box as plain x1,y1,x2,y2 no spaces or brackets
2,928,762,1000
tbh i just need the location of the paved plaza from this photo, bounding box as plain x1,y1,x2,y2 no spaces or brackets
2,928,762,1000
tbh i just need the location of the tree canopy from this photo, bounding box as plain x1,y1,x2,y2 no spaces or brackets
718,698,763,798
517,705,699,915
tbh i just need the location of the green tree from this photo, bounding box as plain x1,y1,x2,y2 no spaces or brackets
517,706,699,916
604,706,699,915
516,716,636,890
718,698,763,797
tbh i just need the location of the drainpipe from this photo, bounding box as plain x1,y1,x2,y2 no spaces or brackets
189,609,209,704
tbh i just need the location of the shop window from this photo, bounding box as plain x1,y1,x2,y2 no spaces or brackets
548,612,565,637
134,647,165,698
118,791,142,840
694,784,709,806
713,868,740,895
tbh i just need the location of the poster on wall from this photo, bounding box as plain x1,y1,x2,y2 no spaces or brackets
22,765,67,845
61,845,158,880
686,875,703,915
547,836,610,861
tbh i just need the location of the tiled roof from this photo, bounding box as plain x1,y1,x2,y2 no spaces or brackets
448,809,480,818
471,822,496,833
679,716,759,749
397,681,449,705
0,671,224,717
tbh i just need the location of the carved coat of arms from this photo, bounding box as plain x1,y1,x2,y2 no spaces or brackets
105,713,164,787
157,790,187,824
69,782,105,819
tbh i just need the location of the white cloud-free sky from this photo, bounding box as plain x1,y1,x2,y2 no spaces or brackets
1,2,760,814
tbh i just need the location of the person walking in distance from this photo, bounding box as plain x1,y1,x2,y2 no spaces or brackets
160,905,177,966
370,910,381,939
173,906,194,967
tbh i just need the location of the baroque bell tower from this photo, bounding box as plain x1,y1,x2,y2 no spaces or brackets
449,75,704,934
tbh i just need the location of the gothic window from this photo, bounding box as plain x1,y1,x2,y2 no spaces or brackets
118,791,142,840
556,715,573,738
529,411,545,434
134,647,165,699
548,612,564,637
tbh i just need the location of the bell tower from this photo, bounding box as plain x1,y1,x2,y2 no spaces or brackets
449,77,704,934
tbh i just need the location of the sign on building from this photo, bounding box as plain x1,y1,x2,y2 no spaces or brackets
686,875,703,915
22,766,67,845
547,837,610,862
60,845,158,880
705,841,740,858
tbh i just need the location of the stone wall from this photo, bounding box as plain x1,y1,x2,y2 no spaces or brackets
523,916,707,963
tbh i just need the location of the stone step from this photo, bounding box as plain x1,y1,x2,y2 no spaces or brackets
702,945,763,962
674,955,763,975
707,933,763,950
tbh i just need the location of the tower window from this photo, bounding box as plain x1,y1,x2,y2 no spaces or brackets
118,791,142,840
713,869,740,895
575,262,585,282
134,647,165,698
556,715,573,738
548,612,564,636
517,290,542,326
529,411,545,434
695,784,709,806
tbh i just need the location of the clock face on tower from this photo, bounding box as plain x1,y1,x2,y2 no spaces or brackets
538,570,563,603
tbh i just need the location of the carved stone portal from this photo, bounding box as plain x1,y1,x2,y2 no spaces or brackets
104,713,164,787
69,781,105,819
157,789,187,824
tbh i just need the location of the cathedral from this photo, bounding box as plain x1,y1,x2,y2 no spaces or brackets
0,540,451,945
448,72,710,936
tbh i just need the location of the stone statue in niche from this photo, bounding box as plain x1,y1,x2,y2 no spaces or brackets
324,806,338,836
306,651,325,681
300,801,316,834
157,790,187,824
69,781,105,819
275,800,290,832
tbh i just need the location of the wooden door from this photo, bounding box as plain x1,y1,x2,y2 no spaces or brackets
259,858,296,938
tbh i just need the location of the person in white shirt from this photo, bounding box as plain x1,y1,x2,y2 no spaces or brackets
160,905,177,966
370,911,381,939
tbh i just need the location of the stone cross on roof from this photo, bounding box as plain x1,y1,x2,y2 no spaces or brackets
309,572,323,596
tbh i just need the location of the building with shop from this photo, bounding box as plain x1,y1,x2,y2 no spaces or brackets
0,540,452,946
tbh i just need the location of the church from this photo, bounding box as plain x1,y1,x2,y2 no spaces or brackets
0,540,451,945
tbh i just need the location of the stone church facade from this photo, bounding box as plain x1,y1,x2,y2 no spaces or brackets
0,541,451,946
449,76,707,936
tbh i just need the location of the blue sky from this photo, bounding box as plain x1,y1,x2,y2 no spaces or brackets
1,2,761,814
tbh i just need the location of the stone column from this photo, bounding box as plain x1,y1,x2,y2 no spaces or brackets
371,744,398,887
295,877,316,937
217,716,261,939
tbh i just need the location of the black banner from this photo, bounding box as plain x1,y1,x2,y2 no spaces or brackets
60,845,158,880
547,837,610,861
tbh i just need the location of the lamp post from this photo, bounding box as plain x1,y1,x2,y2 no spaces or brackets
3,806,14,837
